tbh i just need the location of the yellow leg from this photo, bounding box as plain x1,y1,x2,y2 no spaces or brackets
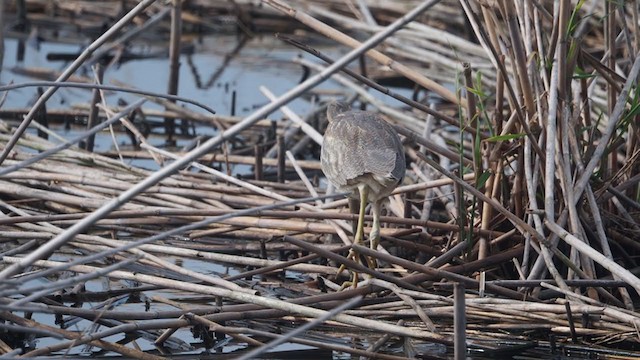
338,185,369,289
354,185,368,245
365,199,382,269
370,199,382,250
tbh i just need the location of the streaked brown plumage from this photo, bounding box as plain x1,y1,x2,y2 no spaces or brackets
321,101,405,250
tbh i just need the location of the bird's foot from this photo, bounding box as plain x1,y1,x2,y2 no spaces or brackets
336,250,359,289
365,255,378,270
367,233,380,269
338,272,360,290
336,248,376,289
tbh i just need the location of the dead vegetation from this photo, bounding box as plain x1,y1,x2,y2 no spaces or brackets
0,0,640,358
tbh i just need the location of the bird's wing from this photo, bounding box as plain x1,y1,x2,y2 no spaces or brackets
321,112,404,188
321,122,353,187
348,113,401,179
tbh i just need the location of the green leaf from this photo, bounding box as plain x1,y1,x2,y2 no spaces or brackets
466,86,484,98
484,133,526,142
476,170,492,189
573,66,595,80
567,0,586,35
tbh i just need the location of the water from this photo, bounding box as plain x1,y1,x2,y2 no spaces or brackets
0,34,340,165
2,35,319,109
0,30,339,356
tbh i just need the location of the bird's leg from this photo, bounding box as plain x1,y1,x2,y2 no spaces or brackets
354,184,368,245
355,185,379,270
370,199,382,250
338,185,369,289
366,199,382,269
348,197,359,235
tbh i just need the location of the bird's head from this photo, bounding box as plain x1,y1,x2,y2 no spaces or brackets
327,101,352,123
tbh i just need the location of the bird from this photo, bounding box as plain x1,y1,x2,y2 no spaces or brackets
320,101,406,265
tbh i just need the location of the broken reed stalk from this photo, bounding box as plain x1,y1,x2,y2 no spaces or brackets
165,0,182,144
84,64,104,152
0,311,165,360
1,256,452,344
266,0,462,106
0,0,158,164
190,315,411,360
0,0,442,281
234,296,363,360
0,99,147,177
278,34,476,135
0,81,217,115
453,283,466,360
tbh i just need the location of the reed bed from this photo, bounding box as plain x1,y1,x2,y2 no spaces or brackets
1,0,640,358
